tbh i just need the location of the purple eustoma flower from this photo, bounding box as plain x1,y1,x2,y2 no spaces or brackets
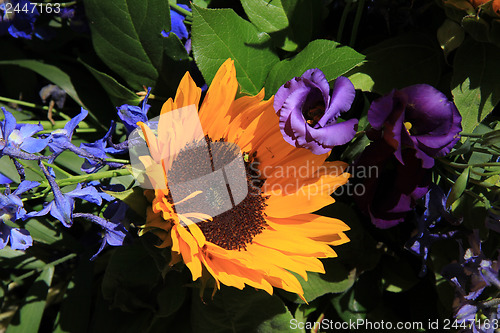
368,84,462,168
354,140,431,229
274,69,358,155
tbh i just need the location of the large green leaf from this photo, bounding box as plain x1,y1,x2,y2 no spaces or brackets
191,286,294,333
281,260,356,304
240,0,289,33
451,38,500,135
192,5,279,95
6,266,54,333
83,0,170,91
265,39,365,98
347,33,443,94
0,60,84,106
53,255,94,333
80,60,142,107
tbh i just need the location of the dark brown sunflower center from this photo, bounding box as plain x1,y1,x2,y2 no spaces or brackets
168,136,268,251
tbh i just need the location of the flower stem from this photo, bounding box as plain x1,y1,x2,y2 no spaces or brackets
106,158,130,164
350,0,365,47
170,3,192,17
54,168,131,187
438,158,500,169
337,0,352,42
0,96,71,120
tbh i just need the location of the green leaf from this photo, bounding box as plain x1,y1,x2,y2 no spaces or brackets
451,38,500,136
101,240,161,312
104,186,149,216
80,60,142,107
265,39,365,98
83,0,170,91
0,60,84,106
155,271,186,318
53,255,94,333
283,260,356,304
446,166,470,208
275,0,327,52
0,247,46,270
6,266,54,333
192,5,279,95
191,286,294,333
240,0,289,33
347,33,443,94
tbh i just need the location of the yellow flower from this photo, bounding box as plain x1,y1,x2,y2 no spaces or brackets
137,59,351,301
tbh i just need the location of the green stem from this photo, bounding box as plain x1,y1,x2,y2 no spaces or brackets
54,168,131,187
337,0,352,42
460,132,484,138
170,3,192,17
0,96,71,120
438,158,500,169
42,161,73,178
38,127,97,135
106,158,130,164
17,159,45,179
11,253,77,284
349,0,365,47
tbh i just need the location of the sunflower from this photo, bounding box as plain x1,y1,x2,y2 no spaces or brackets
136,59,351,300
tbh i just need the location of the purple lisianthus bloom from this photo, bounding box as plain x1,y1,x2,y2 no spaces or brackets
0,0,39,39
354,140,431,229
274,69,358,155
368,84,462,168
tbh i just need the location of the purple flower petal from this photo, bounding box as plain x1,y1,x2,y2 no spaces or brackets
318,76,355,127
9,228,32,250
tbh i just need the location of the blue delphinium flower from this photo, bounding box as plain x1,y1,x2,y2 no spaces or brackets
46,108,88,160
161,4,190,40
26,163,102,227
1,107,49,160
0,0,39,39
79,121,127,173
74,204,128,259
117,87,151,133
443,232,500,332
406,184,459,276
0,180,40,250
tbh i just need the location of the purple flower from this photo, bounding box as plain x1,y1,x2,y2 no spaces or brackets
1,108,49,160
354,140,431,228
26,163,102,227
117,88,151,133
161,4,190,40
0,0,39,39
39,84,66,109
0,180,40,250
47,108,88,159
368,84,462,168
79,122,126,173
274,69,358,154
406,184,459,275
73,212,128,260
